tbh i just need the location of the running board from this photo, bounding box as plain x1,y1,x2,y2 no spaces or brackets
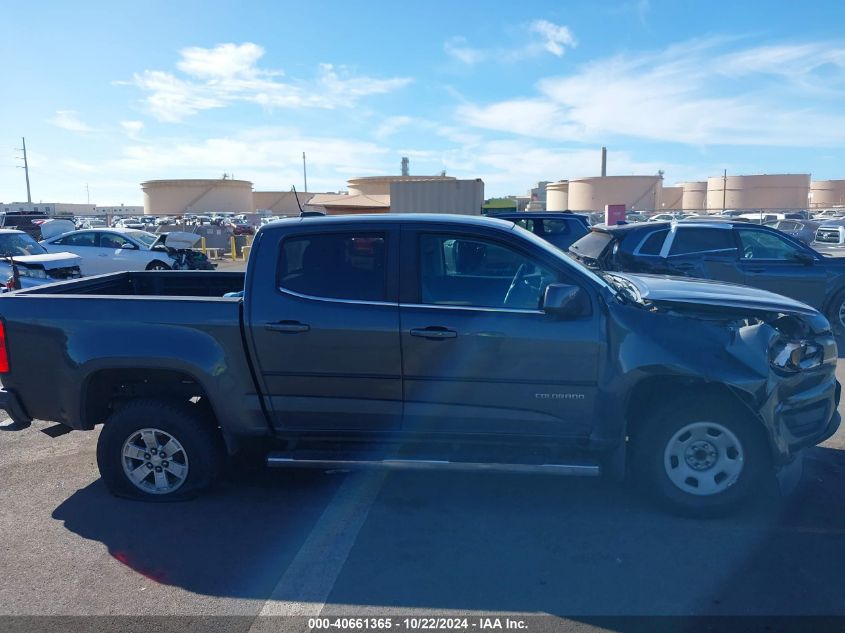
266,455,600,476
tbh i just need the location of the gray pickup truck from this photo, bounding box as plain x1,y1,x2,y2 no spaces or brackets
0,214,840,515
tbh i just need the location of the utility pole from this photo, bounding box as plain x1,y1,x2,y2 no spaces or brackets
722,169,727,213
16,137,32,204
86,183,90,205
302,152,308,193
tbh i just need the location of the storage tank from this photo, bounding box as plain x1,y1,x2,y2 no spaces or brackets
810,180,845,208
679,181,707,212
347,175,455,196
545,181,569,211
661,186,683,210
389,179,483,215
142,179,253,215
567,176,662,212
706,174,810,211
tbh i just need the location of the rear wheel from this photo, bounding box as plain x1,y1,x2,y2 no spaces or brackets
146,260,171,271
632,396,773,516
96,399,224,501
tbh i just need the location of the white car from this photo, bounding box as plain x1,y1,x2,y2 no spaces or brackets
40,228,176,275
0,229,82,289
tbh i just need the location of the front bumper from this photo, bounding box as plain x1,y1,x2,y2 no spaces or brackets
0,388,32,427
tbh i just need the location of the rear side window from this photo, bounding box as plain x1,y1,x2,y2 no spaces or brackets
278,233,386,301
637,229,669,255
669,228,735,256
53,231,97,247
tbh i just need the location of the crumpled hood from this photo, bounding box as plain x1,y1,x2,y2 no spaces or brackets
613,272,818,316
8,252,81,270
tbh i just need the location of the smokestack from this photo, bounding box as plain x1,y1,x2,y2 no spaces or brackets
601,147,607,177
401,156,409,176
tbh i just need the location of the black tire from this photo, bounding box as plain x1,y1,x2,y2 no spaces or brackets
96,399,224,501
631,395,773,517
145,260,171,271
826,289,845,335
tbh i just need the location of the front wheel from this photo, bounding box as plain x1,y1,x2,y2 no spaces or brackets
632,397,773,516
826,289,845,335
145,260,171,271
96,399,224,501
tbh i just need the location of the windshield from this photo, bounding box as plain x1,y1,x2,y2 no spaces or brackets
0,232,48,256
125,230,157,248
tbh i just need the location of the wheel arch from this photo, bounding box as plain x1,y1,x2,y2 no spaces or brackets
624,376,770,452
81,367,232,451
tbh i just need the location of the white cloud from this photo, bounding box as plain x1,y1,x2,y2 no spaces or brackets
444,37,487,65
120,120,144,139
48,110,94,132
445,20,576,65
457,38,845,147
131,42,412,122
529,20,576,57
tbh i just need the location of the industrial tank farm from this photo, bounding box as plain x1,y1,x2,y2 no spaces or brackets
567,175,662,213
142,178,254,216
706,174,810,211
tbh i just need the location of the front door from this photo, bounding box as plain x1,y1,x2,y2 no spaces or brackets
734,227,828,309
247,226,402,432
399,228,602,439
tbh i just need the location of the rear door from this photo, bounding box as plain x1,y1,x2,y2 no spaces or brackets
734,227,828,308
247,224,402,432
399,225,602,438
662,225,744,284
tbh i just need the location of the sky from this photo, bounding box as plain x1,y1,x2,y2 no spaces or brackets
3,0,845,204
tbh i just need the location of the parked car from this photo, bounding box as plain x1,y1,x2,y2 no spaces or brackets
0,214,838,516
568,219,845,333
487,212,590,250
40,228,176,274
0,211,51,239
227,219,255,236
812,219,845,247
0,229,81,289
649,213,688,222
763,219,821,245
113,217,146,230
813,209,845,221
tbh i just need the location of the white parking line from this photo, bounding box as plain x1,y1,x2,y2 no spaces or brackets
249,471,386,624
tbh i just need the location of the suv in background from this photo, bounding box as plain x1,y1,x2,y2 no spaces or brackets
568,219,845,332
487,212,590,250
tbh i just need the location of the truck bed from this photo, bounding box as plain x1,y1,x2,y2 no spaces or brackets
14,271,245,297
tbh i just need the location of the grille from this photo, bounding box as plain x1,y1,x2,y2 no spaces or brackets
815,228,842,243
783,401,829,438
47,267,82,280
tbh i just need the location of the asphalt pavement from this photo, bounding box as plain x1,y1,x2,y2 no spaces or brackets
2,363,845,628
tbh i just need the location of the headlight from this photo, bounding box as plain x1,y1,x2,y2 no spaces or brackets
16,267,48,279
769,338,827,373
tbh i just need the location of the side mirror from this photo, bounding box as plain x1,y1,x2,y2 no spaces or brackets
794,251,814,265
542,283,590,319
121,244,139,250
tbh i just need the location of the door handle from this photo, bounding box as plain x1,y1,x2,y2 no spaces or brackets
265,321,310,333
410,327,457,339
98,253,109,257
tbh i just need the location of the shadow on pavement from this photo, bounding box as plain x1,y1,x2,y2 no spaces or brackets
52,466,342,599
53,446,845,616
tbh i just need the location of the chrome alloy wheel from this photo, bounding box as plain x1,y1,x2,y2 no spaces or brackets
663,422,744,496
121,428,189,495
837,298,845,329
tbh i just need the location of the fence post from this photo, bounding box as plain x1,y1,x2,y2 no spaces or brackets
230,235,237,259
